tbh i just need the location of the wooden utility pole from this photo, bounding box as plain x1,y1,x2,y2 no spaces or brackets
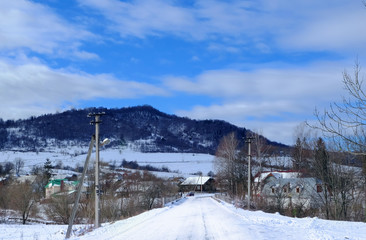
66,135,95,239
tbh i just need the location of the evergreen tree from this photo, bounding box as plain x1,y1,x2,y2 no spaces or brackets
312,137,331,219
44,158,53,180
292,137,311,173
314,138,330,184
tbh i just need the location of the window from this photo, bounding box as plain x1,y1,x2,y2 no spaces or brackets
296,186,300,193
283,187,287,193
271,187,275,193
317,185,323,193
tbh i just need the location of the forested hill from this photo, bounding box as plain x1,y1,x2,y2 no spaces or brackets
0,105,288,154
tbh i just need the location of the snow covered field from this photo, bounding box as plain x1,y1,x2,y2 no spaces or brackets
1,194,365,240
0,147,216,177
102,148,215,176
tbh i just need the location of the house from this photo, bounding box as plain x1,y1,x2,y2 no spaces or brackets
180,176,215,192
261,177,323,209
254,171,301,186
253,171,301,194
45,179,79,199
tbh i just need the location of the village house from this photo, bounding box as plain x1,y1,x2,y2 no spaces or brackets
253,170,301,189
253,171,323,209
45,179,79,199
261,177,323,209
179,176,215,193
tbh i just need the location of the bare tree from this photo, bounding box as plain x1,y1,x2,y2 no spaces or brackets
101,198,121,222
313,61,366,154
214,132,247,197
250,130,272,198
14,158,24,176
252,129,271,172
0,184,10,212
44,193,73,224
311,62,366,220
8,180,37,224
4,162,14,175
139,171,177,210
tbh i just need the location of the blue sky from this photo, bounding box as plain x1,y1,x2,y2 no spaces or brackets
1,0,366,145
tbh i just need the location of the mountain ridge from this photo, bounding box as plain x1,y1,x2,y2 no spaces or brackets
0,105,289,154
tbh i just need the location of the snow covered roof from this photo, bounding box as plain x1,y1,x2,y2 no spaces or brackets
181,176,212,186
45,179,78,188
254,171,301,183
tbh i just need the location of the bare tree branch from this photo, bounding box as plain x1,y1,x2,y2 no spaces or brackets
310,61,366,154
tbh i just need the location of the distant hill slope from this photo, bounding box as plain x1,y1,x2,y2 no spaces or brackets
0,105,288,154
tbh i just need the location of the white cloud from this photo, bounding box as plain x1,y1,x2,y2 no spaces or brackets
191,56,200,62
275,2,366,53
0,59,168,120
78,0,366,54
167,61,351,144
175,103,303,145
78,0,197,38
77,0,260,40
163,62,344,103
0,0,96,58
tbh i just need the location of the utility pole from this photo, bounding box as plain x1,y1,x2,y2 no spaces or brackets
88,112,105,229
66,135,95,239
246,136,254,210
65,113,110,239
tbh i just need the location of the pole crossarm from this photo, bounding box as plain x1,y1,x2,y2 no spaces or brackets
88,112,106,125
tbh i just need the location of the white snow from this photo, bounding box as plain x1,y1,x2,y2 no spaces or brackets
104,148,215,175
254,171,301,183
0,147,215,177
1,194,366,240
181,176,212,185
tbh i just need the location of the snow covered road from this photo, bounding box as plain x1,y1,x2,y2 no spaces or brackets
79,194,256,240
2,194,366,239
76,194,366,240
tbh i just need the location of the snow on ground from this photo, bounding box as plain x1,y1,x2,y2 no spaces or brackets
0,147,216,177
1,194,365,240
0,144,296,179
102,148,215,175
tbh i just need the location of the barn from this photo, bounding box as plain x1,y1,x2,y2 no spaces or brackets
180,176,215,193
